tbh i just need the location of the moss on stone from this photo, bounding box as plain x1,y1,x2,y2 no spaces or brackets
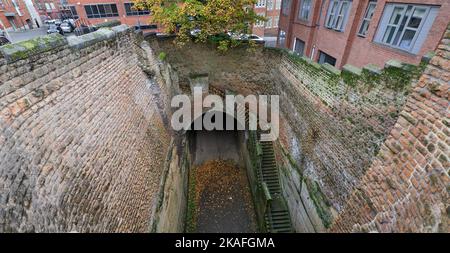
0,34,66,62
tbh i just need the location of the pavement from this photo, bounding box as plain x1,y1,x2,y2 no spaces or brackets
6,27,48,43
191,131,258,233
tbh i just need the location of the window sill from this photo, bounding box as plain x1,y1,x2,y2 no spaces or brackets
294,19,311,26
324,27,344,33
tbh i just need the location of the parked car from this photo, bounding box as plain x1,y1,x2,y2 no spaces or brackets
227,32,265,44
47,24,59,34
60,22,73,33
0,36,10,46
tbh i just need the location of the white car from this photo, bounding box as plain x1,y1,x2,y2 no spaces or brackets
60,22,73,33
227,32,265,44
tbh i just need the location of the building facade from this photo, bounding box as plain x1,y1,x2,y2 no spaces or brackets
65,0,157,31
252,0,282,38
0,0,35,31
278,0,450,68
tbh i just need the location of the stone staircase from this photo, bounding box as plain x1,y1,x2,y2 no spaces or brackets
239,101,293,233
258,132,293,233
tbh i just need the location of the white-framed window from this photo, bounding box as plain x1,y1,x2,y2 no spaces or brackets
318,51,337,66
45,3,51,10
299,0,313,21
276,0,282,10
255,13,266,27
273,16,279,27
255,0,266,8
50,3,55,9
357,1,376,37
266,17,273,28
267,0,274,10
294,38,305,56
325,0,352,31
281,0,291,16
374,4,439,54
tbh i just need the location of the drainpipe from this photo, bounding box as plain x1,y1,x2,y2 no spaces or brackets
308,0,325,62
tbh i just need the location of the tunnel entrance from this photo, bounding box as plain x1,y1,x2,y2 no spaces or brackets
185,112,258,233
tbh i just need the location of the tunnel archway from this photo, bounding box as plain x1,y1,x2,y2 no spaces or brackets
185,110,258,233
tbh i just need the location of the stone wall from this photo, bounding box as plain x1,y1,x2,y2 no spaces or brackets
331,25,450,233
155,38,432,231
0,26,171,232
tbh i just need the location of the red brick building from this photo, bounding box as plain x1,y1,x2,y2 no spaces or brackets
252,0,282,37
65,0,157,30
278,0,450,68
0,0,34,31
33,0,64,20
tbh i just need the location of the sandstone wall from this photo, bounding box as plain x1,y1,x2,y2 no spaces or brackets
331,25,450,233
155,39,432,231
0,26,170,232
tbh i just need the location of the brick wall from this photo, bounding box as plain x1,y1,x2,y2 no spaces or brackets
0,26,170,232
331,25,449,233
278,0,450,69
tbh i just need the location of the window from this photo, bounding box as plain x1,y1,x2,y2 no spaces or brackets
358,1,376,37
134,24,157,30
255,0,266,8
84,4,119,18
318,51,337,66
279,30,287,48
45,3,50,10
299,0,312,21
325,0,351,31
68,6,79,19
374,4,438,53
276,0,281,10
50,3,55,9
124,3,150,16
266,17,273,28
273,16,279,27
255,13,266,27
281,0,291,16
267,0,274,10
294,38,305,56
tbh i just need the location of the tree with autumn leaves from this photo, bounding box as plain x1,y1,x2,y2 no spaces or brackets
132,0,266,51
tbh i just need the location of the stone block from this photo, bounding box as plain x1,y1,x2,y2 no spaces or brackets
0,34,67,63
111,24,130,35
67,29,116,50
321,63,341,76
342,64,362,76
363,64,382,75
385,59,403,69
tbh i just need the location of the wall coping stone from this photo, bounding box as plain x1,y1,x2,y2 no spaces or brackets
111,24,130,35
342,64,362,76
0,33,67,62
0,24,131,63
385,59,403,69
67,28,116,49
363,64,382,75
321,63,341,75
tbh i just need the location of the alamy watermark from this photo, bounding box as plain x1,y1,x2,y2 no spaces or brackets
171,87,279,141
